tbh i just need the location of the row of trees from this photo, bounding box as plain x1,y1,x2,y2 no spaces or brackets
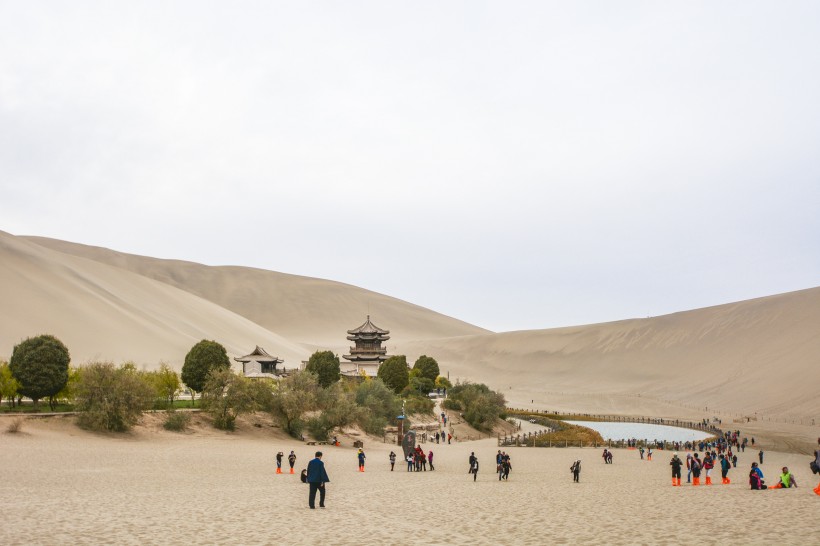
2,335,450,438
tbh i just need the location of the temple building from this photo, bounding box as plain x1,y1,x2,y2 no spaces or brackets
235,346,285,379
341,315,391,378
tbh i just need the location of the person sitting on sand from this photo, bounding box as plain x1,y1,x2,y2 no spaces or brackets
570,460,581,482
771,466,797,489
750,464,766,490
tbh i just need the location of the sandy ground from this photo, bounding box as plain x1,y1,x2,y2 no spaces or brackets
2,416,818,545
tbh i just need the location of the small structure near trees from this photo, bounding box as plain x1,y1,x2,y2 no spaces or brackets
235,346,285,379
341,315,391,378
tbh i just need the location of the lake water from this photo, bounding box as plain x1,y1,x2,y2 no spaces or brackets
564,421,713,442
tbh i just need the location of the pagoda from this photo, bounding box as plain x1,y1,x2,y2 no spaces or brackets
341,315,390,377
235,346,285,379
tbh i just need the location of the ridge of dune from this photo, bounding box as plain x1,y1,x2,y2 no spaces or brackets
403,287,820,421
21,235,491,346
0,231,309,367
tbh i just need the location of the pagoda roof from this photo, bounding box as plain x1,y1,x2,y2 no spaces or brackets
234,346,283,363
347,315,390,336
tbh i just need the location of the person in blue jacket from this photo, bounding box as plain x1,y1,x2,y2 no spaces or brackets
307,451,330,509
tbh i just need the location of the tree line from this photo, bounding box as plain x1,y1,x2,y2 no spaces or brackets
0,334,454,436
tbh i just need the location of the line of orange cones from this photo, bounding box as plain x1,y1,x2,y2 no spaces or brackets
672,476,730,486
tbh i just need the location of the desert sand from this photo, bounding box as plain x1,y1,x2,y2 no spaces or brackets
2,415,818,545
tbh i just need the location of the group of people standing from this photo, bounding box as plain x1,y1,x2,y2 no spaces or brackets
496,450,512,480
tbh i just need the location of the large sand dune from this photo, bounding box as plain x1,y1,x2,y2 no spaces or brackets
2,231,819,433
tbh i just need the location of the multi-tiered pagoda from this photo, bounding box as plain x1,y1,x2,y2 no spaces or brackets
341,315,390,377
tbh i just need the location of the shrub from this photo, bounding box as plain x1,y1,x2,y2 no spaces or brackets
448,381,506,432
442,398,462,411
354,378,402,435
201,368,265,431
163,411,191,432
270,371,318,438
6,417,24,433
404,395,434,416
74,362,155,432
306,416,331,441
0,361,21,409
412,355,440,383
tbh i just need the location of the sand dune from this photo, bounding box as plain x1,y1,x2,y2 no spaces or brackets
2,231,819,437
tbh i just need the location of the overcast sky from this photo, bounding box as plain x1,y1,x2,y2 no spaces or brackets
1,2,819,332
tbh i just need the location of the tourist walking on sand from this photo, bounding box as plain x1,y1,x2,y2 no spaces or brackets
719,454,731,484
288,451,297,474
406,453,414,472
306,451,330,509
686,453,693,483
639,447,645,460
732,454,738,468
691,453,702,485
468,452,476,474
571,460,581,483
502,453,512,480
357,449,366,472
759,449,764,464
702,452,715,485
670,453,682,486
471,456,479,481
276,451,284,474
428,450,435,471
389,451,396,471
647,447,653,461
812,444,820,496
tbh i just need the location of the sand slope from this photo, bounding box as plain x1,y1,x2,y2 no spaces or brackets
404,287,820,420
22,235,490,346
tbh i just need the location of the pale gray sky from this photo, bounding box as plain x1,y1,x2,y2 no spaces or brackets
1,1,819,332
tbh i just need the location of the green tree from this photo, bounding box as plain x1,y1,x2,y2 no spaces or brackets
270,371,319,437
201,368,265,430
53,365,81,407
305,350,341,388
412,355,440,383
377,355,409,394
354,378,402,435
149,363,181,408
9,334,70,409
448,381,507,432
181,340,230,405
74,362,155,432
435,376,452,390
0,361,21,408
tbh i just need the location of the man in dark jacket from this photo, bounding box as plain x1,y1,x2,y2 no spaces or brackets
306,451,330,509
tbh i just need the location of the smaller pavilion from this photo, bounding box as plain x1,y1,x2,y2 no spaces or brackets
341,315,391,378
235,346,285,379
